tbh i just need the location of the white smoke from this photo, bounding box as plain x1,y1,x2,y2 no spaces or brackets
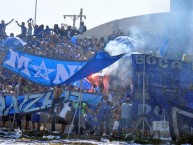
102,36,141,87
101,0,193,87
105,36,141,56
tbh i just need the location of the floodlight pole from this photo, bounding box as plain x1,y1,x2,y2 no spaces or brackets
63,8,86,29
34,0,38,25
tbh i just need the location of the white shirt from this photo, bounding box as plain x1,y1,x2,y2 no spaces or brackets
59,102,71,119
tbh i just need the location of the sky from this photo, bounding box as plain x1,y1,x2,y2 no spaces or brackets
0,0,170,35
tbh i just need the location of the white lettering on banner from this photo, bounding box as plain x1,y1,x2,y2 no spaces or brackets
53,64,81,84
11,95,20,113
135,55,183,70
154,106,165,118
31,60,55,81
4,102,13,115
4,50,85,85
42,92,53,108
0,92,53,115
0,96,5,116
159,59,168,68
136,55,144,64
171,61,182,69
68,65,80,76
137,104,165,118
146,56,157,65
4,49,31,76
19,94,29,111
138,104,152,115
23,94,44,112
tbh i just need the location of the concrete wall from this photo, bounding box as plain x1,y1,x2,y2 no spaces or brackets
76,12,171,41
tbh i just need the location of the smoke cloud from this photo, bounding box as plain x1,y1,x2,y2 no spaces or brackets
103,36,141,87
102,0,193,88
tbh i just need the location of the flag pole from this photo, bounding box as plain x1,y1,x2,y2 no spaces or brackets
12,77,21,129
78,79,82,137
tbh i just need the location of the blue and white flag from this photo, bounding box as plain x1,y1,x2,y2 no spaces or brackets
3,37,27,49
3,49,124,86
0,90,102,116
0,91,53,116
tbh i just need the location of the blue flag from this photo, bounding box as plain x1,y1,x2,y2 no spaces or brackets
159,34,173,57
3,49,124,86
3,37,27,49
131,53,193,121
0,90,102,116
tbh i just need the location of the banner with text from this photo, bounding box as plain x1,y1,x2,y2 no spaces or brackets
0,91,102,116
131,54,193,122
3,49,123,87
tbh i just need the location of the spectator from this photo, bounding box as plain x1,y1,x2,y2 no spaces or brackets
44,25,53,36
25,114,31,130
15,21,27,39
53,24,60,35
51,85,63,131
72,102,88,134
59,25,66,38
58,102,72,133
27,19,33,37
85,109,95,135
119,98,132,135
78,21,87,34
105,100,112,135
108,31,117,41
99,37,106,48
97,100,110,135
112,107,121,136
35,24,44,38
93,84,100,93
66,26,74,39
15,114,22,129
31,112,41,131
40,111,49,132
0,19,14,36
2,115,9,129
10,33,14,37
33,24,39,36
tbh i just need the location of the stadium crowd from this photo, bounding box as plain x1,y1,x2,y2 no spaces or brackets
0,18,134,137
0,18,126,94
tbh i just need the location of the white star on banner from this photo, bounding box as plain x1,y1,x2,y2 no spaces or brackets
31,60,55,81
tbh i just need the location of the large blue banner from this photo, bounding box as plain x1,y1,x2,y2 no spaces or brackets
0,91,53,116
3,49,123,87
0,91,102,116
131,54,193,121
